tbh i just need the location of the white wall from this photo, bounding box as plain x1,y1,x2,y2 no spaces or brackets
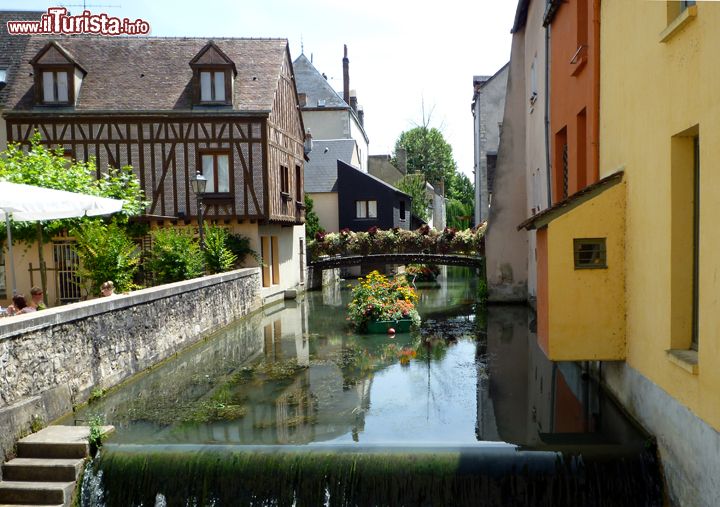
258,223,305,299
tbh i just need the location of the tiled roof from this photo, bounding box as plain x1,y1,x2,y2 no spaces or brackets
304,139,357,193
293,53,348,109
5,36,289,112
0,11,45,107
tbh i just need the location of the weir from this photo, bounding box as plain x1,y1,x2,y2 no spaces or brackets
62,268,663,506
83,443,661,507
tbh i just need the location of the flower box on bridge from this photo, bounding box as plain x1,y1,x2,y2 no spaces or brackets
366,318,414,334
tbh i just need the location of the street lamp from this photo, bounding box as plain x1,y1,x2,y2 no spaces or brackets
190,170,207,249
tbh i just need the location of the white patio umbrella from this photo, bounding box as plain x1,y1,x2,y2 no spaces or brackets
0,181,124,297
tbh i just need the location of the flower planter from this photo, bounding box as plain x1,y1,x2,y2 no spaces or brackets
366,318,413,334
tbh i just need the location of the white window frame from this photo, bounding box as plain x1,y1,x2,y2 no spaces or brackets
356,200,378,219
199,70,227,103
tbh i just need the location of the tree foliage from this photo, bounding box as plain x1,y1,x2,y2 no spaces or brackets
395,174,430,222
72,220,141,295
446,172,475,228
393,127,457,186
304,194,323,240
0,134,147,242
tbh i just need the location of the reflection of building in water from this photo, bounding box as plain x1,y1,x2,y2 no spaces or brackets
484,306,642,448
321,280,343,307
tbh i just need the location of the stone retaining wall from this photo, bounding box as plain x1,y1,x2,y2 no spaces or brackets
0,268,261,463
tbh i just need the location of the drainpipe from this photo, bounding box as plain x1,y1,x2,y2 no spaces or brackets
544,23,552,209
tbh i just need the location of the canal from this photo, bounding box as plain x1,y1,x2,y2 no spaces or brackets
65,268,663,506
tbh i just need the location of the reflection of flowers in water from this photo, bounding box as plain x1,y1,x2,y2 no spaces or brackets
398,347,417,366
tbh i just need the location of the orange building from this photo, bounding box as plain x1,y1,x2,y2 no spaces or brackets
546,0,600,202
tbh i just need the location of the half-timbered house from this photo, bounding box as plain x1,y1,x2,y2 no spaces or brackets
2,36,306,304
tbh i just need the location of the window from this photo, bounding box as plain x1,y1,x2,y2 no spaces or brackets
200,152,230,193
573,238,607,269
529,58,538,105
691,135,699,350
399,200,406,221
280,165,290,195
681,0,696,9
356,200,377,219
0,68,6,85
199,70,227,102
42,70,69,103
295,165,302,202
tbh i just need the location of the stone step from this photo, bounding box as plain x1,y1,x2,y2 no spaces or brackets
16,425,112,460
0,481,74,505
2,458,85,482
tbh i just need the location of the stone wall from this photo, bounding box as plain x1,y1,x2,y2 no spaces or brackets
0,268,261,463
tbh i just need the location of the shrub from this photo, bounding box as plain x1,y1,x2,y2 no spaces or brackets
146,227,204,284
226,233,261,267
203,225,237,274
72,220,141,295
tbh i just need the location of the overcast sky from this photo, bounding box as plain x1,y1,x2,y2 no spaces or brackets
12,0,517,180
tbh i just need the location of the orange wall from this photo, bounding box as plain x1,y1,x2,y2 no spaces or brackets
550,0,600,202
536,227,549,355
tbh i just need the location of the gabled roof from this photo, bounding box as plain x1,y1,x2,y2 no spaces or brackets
0,11,45,107
292,53,349,110
304,139,358,193
338,160,411,199
518,171,624,231
5,36,289,112
511,0,531,33
189,41,238,76
29,41,88,74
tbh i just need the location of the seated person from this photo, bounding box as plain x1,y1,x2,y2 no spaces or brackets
6,294,36,316
100,281,116,297
29,286,46,310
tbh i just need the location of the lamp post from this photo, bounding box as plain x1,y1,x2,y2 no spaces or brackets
190,171,207,249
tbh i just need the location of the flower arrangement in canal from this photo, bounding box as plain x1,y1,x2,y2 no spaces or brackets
308,224,487,259
347,270,421,331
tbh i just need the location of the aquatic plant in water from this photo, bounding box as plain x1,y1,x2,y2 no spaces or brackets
347,270,421,332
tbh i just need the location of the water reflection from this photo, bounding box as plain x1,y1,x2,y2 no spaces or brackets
63,269,644,452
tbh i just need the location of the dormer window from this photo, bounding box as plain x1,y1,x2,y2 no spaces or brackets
42,70,69,103
30,41,86,107
200,70,226,102
190,42,237,107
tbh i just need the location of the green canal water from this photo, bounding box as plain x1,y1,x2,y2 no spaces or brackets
66,268,663,506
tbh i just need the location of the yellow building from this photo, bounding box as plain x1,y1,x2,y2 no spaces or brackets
519,2,720,505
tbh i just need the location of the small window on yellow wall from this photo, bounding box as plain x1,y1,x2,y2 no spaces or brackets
573,238,607,269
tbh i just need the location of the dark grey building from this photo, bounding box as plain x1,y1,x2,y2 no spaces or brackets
337,161,411,231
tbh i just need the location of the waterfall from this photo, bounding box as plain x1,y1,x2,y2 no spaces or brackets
81,443,663,507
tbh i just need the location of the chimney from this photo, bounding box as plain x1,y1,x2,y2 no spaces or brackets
397,147,407,175
349,89,358,113
358,105,364,127
298,93,307,108
343,44,350,106
304,129,313,155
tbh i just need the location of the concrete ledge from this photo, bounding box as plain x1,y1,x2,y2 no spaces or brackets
666,349,699,375
0,268,259,341
660,5,697,43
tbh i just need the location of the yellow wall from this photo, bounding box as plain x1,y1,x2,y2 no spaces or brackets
546,182,626,360
600,1,720,430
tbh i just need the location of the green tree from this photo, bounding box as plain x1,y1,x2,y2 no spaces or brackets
446,172,475,228
393,127,457,187
0,134,147,242
395,174,430,222
304,194,323,239
72,220,141,295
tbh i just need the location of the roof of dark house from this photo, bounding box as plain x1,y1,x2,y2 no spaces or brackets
338,160,411,199
5,36,290,112
304,139,358,193
0,11,45,107
292,53,348,110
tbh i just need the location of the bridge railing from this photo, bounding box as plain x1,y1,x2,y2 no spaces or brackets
308,224,486,262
